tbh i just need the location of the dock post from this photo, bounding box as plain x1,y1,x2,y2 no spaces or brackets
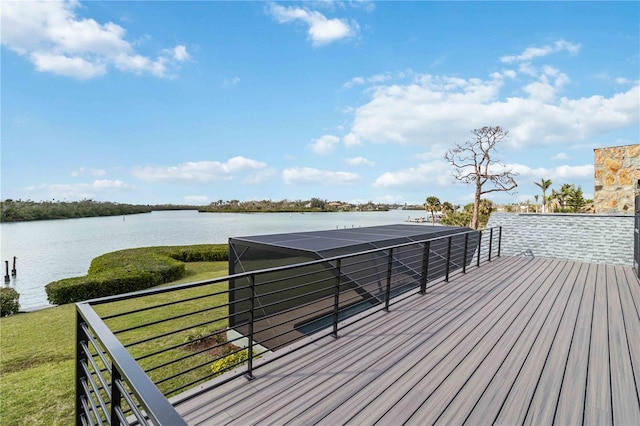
4,261,10,283
11,257,17,276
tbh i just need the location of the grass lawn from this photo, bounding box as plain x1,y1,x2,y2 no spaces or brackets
0,261,229,425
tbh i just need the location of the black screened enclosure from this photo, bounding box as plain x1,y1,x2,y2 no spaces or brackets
228,224,479,350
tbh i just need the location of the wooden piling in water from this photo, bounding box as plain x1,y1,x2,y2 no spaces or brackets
4,261,10,283
11,256,17,276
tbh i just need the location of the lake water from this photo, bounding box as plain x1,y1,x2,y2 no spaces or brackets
0,210,427,309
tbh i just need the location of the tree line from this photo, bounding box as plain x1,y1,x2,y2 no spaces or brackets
0,199,158,222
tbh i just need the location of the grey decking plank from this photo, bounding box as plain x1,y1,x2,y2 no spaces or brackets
291,257,546,426
584,263,612,425
622,265,640,322
439,260,574,426
184,257,520,425
368,259,565,425
523,261,590,425
491,261,584,424
608,265,640,425
228,257,528,425
554,262,597,425
615,266,640,408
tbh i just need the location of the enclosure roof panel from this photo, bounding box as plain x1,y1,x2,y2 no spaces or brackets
230,224,469,254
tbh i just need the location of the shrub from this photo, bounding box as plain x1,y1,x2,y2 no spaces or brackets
211,349,253,377
0,287,20,316
45,244,228,305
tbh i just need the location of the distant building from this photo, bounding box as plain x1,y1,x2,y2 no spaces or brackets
593,143,640,214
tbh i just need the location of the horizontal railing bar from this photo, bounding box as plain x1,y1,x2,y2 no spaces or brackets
79,397,91,426
113,300,233,335
76,303,187,425
81,378,105,425
139,329,230,365
116,379,149,426
252,274,336,299
82,324,112,376
252,266,335,288
81,361,110,421
82,343,111,398
114,406,128,426
256,286,337,311
101,285,234,321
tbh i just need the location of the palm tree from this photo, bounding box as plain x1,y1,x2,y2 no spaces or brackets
534,195,539,213
441,201,456,217
534,178,552,213
424,196,442,225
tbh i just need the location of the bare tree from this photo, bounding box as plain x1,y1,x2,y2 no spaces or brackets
445,126,518,229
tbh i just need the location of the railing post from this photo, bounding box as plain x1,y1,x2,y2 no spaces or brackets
75,309,85,426
245,274,255,381
384,248,393,311
445,236,452,282
488,227,494,262
332,259,341,338
498,226,502,257
477,230,483,268
420,241,430,295
462,232,469,274
110,366,122,426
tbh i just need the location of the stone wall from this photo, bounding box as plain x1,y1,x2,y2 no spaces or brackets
594,143,640,214
486,212,634,266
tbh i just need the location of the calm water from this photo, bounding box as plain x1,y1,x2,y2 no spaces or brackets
0,210,424,309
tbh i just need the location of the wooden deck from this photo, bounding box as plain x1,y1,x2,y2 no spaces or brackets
175,256,640,425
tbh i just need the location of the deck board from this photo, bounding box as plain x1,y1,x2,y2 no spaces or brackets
523,261,589,425
173,256,640,426
584,264,612,425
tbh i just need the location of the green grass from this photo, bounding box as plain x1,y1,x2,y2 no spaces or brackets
0,261,229,425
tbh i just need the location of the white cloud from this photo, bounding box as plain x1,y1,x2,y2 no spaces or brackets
344,76,365,88
282,167,361,185
344,156,374,166
71,167,107,177
268,3,358,46
0,1,189,79
509,163,594,180
184,195,208,204
342,67,639,149
172,45,190,61
500,39,581,63
309,134,340,155
372,160,451,188
24,179,130,200
131,156,267,183
342,133,362,147
551,152,570,160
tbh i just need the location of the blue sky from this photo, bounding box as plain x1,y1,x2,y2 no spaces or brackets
2,1,638,207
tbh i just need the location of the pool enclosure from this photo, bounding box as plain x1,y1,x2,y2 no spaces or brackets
228,224,479,350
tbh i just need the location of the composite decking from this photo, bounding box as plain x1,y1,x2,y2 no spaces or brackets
175,256,640,425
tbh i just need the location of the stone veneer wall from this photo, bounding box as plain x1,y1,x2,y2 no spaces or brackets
486,212,634,266
594,144,640,214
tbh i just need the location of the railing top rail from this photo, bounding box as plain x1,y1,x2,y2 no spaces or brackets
76,303,187,426
83,226,497,307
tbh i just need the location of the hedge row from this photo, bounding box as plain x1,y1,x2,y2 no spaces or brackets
45,244,228,305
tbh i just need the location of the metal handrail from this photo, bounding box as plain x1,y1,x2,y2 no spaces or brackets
75,226,501,425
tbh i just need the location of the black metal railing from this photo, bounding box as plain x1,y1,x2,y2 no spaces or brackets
75,226,501,425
